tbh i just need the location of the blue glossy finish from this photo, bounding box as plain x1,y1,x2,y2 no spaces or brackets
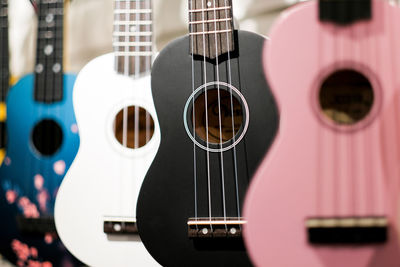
0,74,80,266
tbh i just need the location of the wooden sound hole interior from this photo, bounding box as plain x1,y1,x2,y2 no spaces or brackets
114,106,155,149
319,70,374,125
192,89,243,145
32,119,63,156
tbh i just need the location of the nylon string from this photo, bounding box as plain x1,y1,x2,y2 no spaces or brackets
223,0,241,221
212,0,228,228
190,0,199,226
200,0,213,230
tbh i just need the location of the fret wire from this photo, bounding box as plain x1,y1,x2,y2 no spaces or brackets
115,0,152,2
114,51,153,56
188,0,235,59
38,9,64,15
0,8,7,17
38,18,62,25
113,41,153,46
189,17,232,24
114,0,153,76
114,9,152,14
114,20,152,25
189,6,231,12
113,31,152,36
38,31,62,39
41,0,63,4
190,29,233,35
35,0,64,103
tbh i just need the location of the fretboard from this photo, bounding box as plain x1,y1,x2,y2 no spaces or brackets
113,0,153,77
0,0,9,151
0,0,9,103
34,0,64,103
189,0,234,59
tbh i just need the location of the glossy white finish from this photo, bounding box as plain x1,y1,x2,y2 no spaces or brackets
54,53,160,267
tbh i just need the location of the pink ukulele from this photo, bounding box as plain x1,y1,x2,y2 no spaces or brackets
243,0,400,266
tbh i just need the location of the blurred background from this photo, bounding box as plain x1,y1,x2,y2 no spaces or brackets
7,0,300,79
1,0,297,265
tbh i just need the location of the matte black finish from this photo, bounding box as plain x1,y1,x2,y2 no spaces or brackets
137,31,278,267
319,0,371,25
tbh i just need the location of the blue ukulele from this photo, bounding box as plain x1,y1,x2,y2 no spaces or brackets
0,1,80,265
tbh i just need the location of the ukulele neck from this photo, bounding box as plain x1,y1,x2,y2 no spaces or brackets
189,0,235,59
113,0,153,77
34,0,65,104
0,0,8,151
0,0,9,103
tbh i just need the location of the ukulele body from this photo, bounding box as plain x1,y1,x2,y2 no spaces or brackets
244,1,400,266
54,53,161,267
137,30,279,267
0,73,80,266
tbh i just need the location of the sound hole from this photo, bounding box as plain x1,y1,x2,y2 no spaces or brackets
114,106,155,149
192,89,243,144
319,70,374,125
32,119,63,156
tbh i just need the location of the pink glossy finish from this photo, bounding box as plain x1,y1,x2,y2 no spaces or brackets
244,1,400,266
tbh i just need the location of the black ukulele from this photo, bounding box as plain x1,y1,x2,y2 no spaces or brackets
137,0,279,266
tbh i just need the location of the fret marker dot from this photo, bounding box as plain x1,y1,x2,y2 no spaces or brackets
113,224,122,232
46,13,54,23
44,45,53,56
230,228,237,235
201,228,208,235
52,63,61,73
35,64,44,74
207,1,212,7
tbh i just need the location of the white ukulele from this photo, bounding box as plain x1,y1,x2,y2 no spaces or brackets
54,0,160,266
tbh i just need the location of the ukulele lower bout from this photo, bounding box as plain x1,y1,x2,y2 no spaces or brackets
0,73,80,266
307,67,384,246
54,53,161,267
137,30,278,267
243,1,400,266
